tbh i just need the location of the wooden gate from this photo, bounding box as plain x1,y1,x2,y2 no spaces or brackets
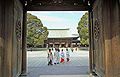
12,0,23,76
92,0,105,76
89,0,120,77
0,0,23,77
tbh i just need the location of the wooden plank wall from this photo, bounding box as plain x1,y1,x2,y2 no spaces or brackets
109,0,120,77
0,0,23,77
92,0,120,77
2,0,14,77
102,0,113,77
92,0,105,76
102,0,120,77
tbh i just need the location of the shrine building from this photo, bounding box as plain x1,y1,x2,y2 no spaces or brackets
46,28,80,48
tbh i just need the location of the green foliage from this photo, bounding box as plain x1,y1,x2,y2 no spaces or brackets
77,12,89,46
27,13,49,47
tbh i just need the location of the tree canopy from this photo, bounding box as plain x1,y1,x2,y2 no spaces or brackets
77,12,89,46
27,13,49,47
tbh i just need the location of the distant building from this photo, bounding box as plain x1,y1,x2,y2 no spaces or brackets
45,28,80,48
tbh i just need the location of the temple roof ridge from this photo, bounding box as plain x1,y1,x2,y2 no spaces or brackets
48,28,70,30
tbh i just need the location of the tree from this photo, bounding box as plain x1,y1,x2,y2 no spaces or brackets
27,13,49,47
77,12,89,46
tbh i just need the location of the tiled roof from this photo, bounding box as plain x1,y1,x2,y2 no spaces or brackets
48,28,79,38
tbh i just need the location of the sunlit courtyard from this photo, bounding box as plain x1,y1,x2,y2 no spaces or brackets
21,48,90,77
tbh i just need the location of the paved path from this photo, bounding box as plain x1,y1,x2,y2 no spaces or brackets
20,50,90,77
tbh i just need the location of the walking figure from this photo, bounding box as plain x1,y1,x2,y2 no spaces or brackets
66,48,70,62
60,49,65,63
47,49,53,65
71,48,74,52
54,48,60,64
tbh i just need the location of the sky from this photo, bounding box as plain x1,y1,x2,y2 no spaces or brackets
27,11,87,34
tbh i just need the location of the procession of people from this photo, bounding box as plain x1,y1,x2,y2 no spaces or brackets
47,47,71,65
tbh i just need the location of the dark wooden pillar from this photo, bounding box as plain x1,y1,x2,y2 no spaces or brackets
88,10,92,74
0,1,2,77
89,4,96,75
21,7,27,75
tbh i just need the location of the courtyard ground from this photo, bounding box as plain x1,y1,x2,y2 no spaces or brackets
20,49,90,77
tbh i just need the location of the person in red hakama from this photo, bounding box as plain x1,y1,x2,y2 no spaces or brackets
60,49,65,63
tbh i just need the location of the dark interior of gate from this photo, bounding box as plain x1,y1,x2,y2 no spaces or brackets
26,0,89,11
0,0,120,77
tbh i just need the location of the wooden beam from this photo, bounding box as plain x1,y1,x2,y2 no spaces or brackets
26,5,88,11
27,0,87,5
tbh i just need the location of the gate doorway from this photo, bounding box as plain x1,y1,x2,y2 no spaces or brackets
0,0,119,77
25,11,90,77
